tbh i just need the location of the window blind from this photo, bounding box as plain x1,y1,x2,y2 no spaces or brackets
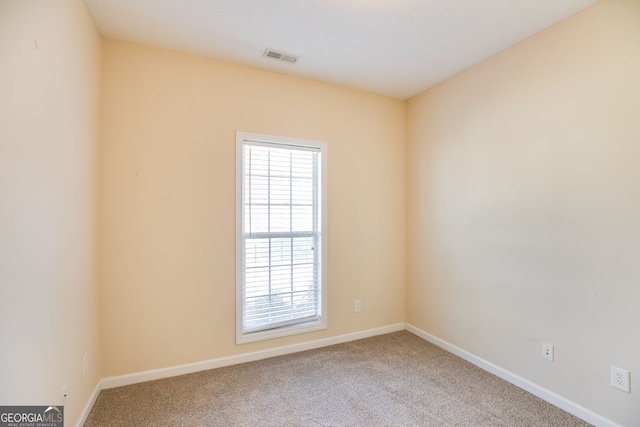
240,141,322,334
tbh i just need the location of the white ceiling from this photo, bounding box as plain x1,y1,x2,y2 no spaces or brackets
85,0,598,100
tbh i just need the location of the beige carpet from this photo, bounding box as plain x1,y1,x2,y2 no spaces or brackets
84,331,592,426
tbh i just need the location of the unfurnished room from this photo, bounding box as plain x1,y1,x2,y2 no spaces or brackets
1,0,639,426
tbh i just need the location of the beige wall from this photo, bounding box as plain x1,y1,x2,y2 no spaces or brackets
406,0,640,424
4,0,638,424
99,39,406,377
0,0,102,425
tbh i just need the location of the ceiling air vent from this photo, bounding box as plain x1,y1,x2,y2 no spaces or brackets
262,48,299,64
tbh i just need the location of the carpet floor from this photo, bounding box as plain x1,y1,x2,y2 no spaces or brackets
84,331,592,426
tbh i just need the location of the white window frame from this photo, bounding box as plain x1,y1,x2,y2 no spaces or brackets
236,131,327,344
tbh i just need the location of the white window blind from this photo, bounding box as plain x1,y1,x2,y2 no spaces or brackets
236,132,327,343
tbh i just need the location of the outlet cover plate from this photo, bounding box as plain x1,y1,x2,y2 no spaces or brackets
354,300,361,312
542,342,554,361
611,366,630,393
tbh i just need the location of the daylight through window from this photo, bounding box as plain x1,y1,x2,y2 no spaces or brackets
236,132,327,344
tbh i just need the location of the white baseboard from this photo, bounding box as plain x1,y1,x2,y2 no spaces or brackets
101,323,405,389
86,323,618,427
404,323,622,427
76,381,101,427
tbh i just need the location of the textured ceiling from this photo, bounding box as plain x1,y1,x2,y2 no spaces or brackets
85,0,598,99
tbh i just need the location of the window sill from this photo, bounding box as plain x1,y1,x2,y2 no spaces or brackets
236,318,327,345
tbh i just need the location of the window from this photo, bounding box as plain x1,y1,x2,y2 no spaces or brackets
236,131,327,344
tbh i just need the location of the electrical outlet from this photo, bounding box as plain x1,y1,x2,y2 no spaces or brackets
354,300,361,312
611,366,630,393
542,342,554,361
83,352,88,377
